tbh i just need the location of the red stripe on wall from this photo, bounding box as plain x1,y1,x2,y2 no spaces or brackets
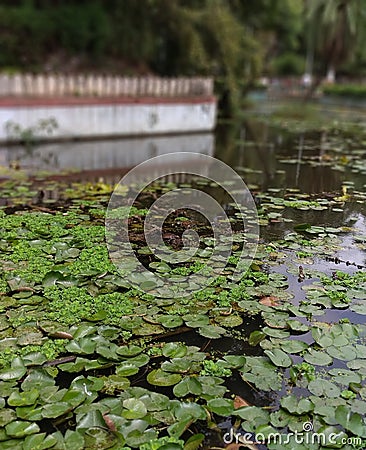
0,96,216,108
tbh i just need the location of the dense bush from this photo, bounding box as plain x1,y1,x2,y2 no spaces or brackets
270,52,305,76
323,84,366,98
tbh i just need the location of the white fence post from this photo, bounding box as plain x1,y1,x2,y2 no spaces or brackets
96,75,103,96
13,75,22,95
130,78,138,96
0,75,10,95
0,73,214,98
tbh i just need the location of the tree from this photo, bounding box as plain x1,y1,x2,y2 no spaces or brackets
305,0,365,83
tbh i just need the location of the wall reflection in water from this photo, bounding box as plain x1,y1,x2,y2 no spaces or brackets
1,133,214,172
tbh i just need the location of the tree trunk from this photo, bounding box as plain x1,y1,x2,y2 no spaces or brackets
326,66,336,83
303,74,323,101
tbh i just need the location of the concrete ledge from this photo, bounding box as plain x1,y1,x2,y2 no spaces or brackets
0,95,216,107
0,97,217,142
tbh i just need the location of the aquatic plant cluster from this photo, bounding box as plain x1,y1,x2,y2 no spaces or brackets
0,145,366,449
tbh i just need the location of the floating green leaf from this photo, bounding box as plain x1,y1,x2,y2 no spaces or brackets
173,377,202,397
122,398,148,419
22,433,58,450
8,389,39,407
0,409,16,427
335,405,366,437
198,325,226,339
207,398,234,416
264,348,292,368
303,349,333,366
249,330,265,346
308,379,341,398
162,343,188,358
281,395,314,415
147,369,182,387
5,421,40,438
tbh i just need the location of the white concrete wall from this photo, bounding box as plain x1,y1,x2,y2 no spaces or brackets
0,101,217,141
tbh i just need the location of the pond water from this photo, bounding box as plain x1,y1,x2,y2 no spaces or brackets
1,102,366,449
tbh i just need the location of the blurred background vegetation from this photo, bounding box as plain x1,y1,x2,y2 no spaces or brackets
1,0,366,111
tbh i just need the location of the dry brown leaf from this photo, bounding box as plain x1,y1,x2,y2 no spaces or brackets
50,331,73,340
103,413,117,432
233,395,251,409
259,296,279,307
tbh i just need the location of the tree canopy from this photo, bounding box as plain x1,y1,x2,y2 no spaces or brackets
1,0,366,107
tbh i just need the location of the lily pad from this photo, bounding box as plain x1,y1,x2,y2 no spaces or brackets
102,375,130,394
198,325,226,339
326,345,357,361
0,409,16,427
308,379,341,398
183,314,210,328
23,433,58,450
5,421,40,438
63,430,85,450
281,395,314,415
303,349,333,366
215,314,243,327
264,348,292,367
249,330,266,346
8,389,39,407
117,345,143,357
122,398,148,419
335,405,366,437
0,366,27,382
41,402,71,419
173,377,202,397
147,369,182,386
207,398,234,416
280,340,308,354
162,343,188,358
157,315,184,328
115,361,139,377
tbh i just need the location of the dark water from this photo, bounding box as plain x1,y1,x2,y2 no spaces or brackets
215,119,363,193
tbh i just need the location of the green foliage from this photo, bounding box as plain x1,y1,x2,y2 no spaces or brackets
5,118,58,148
323,83,366,98
200,360,232,378
140,436,184,450
305,0,366,77
68,245,115,275
290,362,316,384
0,1,110,67
0,0,282,114
271,52,305,76
43,286,136,325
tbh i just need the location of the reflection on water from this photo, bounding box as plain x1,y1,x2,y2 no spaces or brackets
0,113,363,196
214,119,349,193
0,133,214,172
2,109,366,243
